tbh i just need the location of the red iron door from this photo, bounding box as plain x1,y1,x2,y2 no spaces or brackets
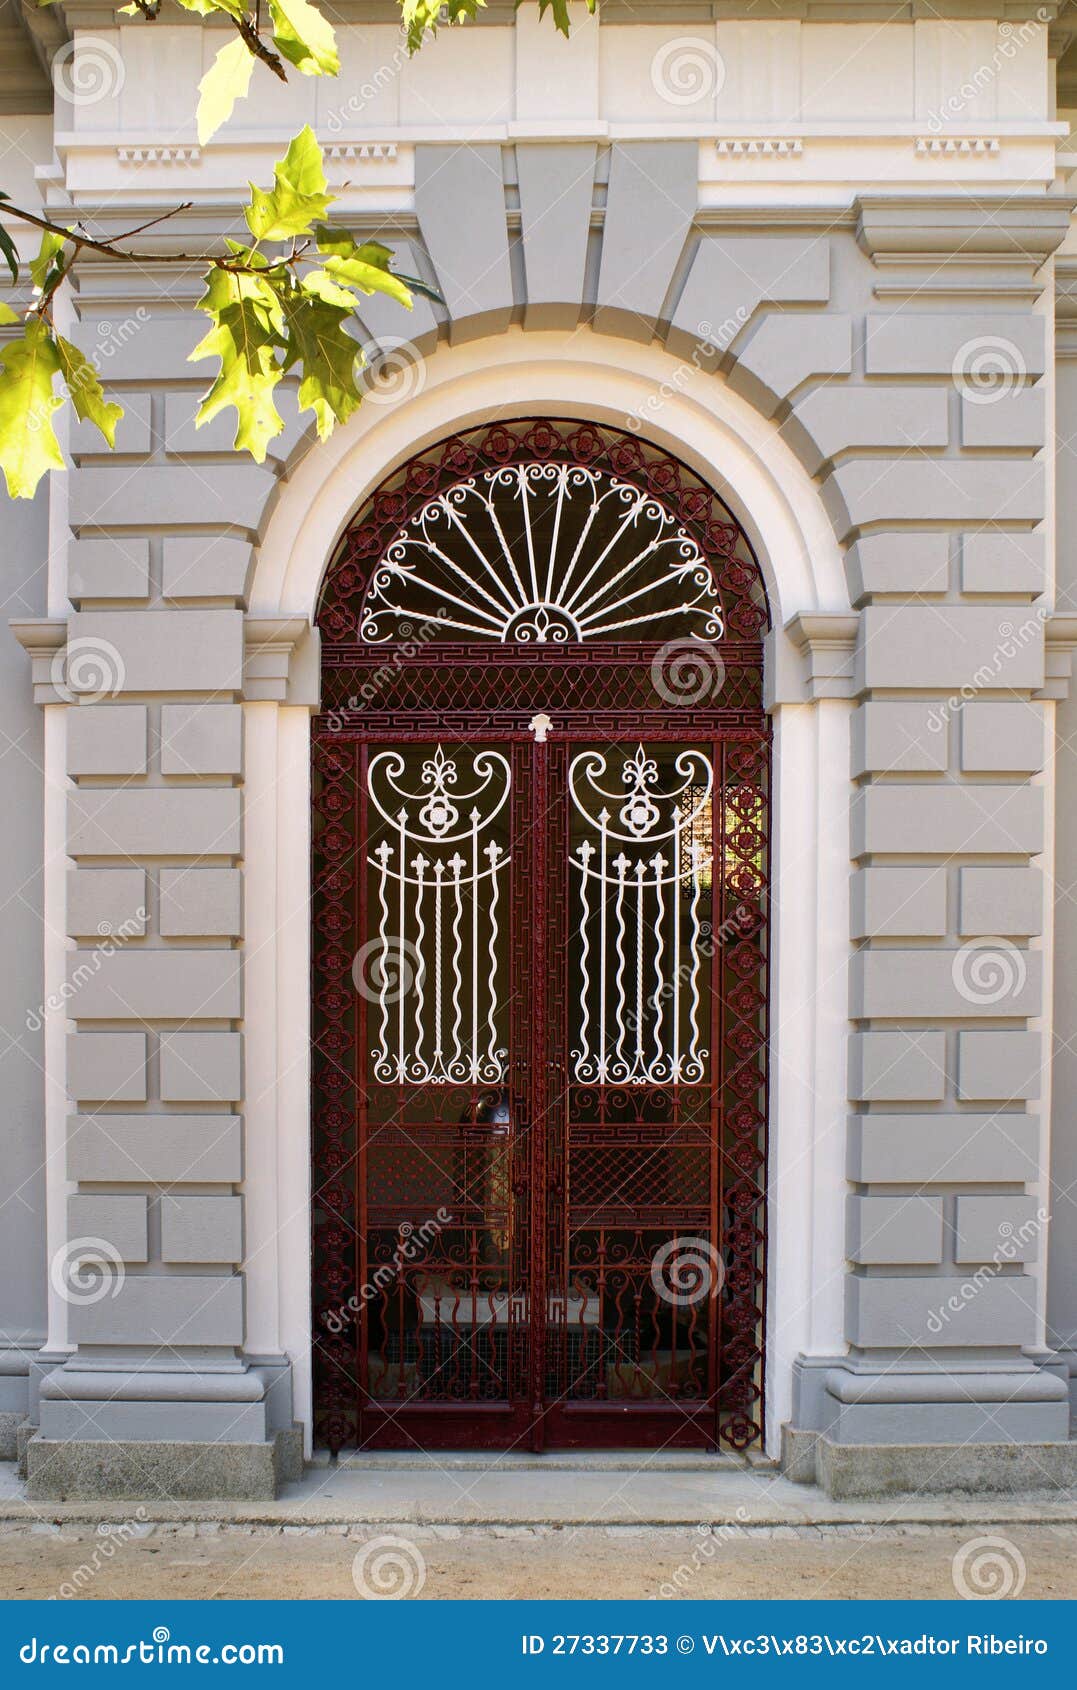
312,715,768,1454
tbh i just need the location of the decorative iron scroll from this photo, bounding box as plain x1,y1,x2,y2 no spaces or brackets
318,419,769,654
366,744,511,1085
569,744,713,1086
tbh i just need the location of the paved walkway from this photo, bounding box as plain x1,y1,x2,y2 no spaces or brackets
2,1456,1075,1529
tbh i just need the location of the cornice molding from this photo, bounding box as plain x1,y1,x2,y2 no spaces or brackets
1039,612,1077,700
243,616,320,707
782,611,860,703
9,617,69,706
855,193,1076,266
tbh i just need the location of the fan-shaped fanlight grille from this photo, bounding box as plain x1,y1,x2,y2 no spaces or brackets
319,420,768,648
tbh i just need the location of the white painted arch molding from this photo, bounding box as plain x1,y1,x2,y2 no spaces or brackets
250,329,850,640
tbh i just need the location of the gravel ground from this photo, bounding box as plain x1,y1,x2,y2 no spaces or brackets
0,1523,1074,1601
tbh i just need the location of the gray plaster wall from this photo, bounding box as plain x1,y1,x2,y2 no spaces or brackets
6,136,1072,1491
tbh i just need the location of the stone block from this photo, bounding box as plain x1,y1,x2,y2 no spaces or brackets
845,1274,1037,1348
670,235,830,365
961,386,1045,450
70,392,151,457
161,1195,243,1264
67,1275,243,1346
66,611,243,694
594,141,697,339
160,703,243,776
159,868,242,937
64,950,240,1021
66,705,147,777
851,701,948,775
828,458,1044,532
66,1195,148,1264
958,866,1043,938
848,1113,1039,1185
864,313,1045,377
852,786,1043,857
954,1195,1042,1265
68,789,242,857
851,949,1040,1019
960,703,1044,772
850,868,947,939
957,1030,1042,1101
856,606,1043,692
66,1033,146,1103
733,315,852,417
846,1195,944,1265
414,144,512,341
161,538,252,603
961,533,1044,597
791,385,949,473
848,1032,945,1101
68,539,150,603
67,1115,242,1184
66,869,147,939
846,534,949,602
69,466,274,531
516,142,595,330
160,1032,243,1103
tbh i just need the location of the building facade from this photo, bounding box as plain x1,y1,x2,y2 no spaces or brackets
2,0,1077,1499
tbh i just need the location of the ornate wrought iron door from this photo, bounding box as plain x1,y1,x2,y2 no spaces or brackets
312,420,770,1454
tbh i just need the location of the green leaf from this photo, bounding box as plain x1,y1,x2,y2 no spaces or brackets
245,126,333,243
0,217,17,286
55,335,124,449
280,289,364,441
268,0,339,76
29,228,67,291
0,320,65,499
197,37,256,146
321,253,413,308
0,303,20,325
399,0,483,54
174,0,245,14
189,267,288,461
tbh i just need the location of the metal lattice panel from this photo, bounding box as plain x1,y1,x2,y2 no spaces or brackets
311,420,770,1455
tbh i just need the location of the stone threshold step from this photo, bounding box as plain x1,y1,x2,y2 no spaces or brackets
316,1450,777,1473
